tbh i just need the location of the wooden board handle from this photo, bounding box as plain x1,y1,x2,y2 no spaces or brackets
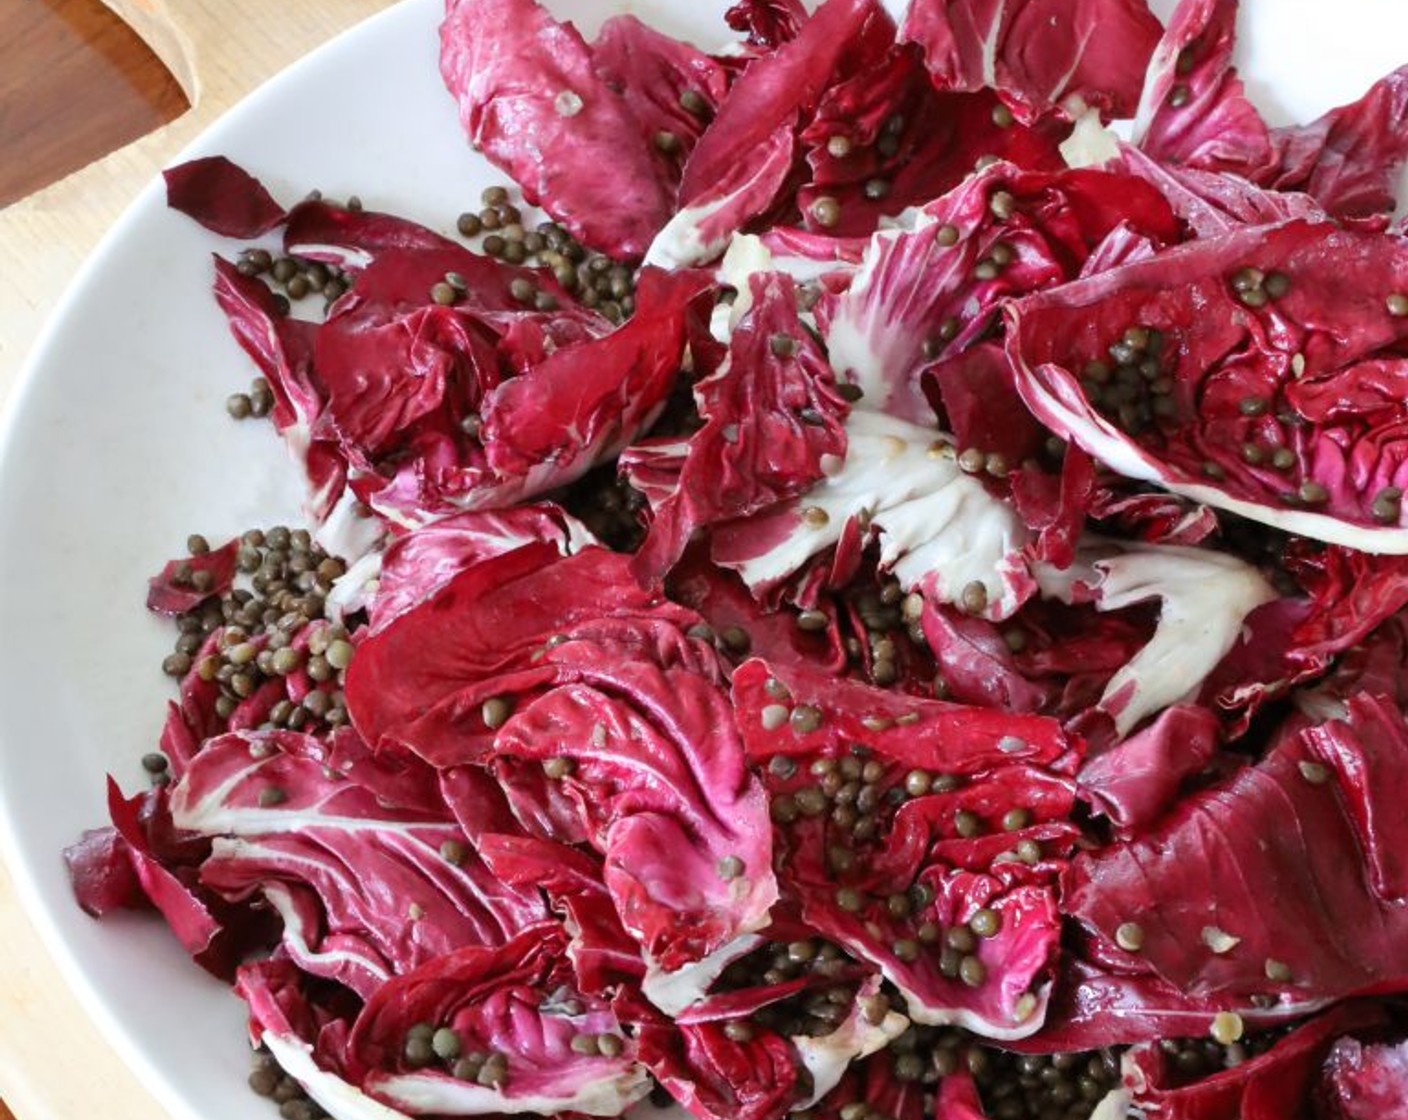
0,0,398,406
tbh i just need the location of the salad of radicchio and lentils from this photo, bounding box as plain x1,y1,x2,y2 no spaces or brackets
61,0,1408,1117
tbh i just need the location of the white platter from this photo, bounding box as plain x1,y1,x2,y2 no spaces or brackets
1,1,1406,1118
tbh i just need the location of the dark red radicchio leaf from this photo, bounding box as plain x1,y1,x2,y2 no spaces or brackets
64,824,142,917
1124,1002,1393,1120
638,1019,803,1120
486,652,778,976
1063,694,1408,1028
169,730,545,999
368,503,588,633
477,833,645,995
146,537,240,615
1206,544,1408,720
1077,703,1222,837
1320,1032,1408,1120
1112,144,1330,241
726,0,807,48
164,156,286,238
1270,65,1408,224
733,658,1081,1038
665,548,850,677
1004,219,1408,553
479,267,710,485
439,0,679,259
349,927,651,1116
626,271,849,586
346,542,712,758
926,342,1047,472
281,198,462,266
237,958,366,1093
590,15,730,168
312,246,590,462
311,248,704,522
918,594,1154,724
896,0,1162,121
93,780,273,979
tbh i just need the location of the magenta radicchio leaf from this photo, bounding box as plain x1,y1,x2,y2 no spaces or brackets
210,260,346,519
477,833,644,995
1112,144,1331,241
733,658,1080,1038
349,926,651,1116
1123,1003,1392,1120
794,48,1066,239
164,156,286,237
1005,219,1408,553
146,537,240,615
627,270,850,586
1064,693,1408,1030
1132,0,1275,183
1077,703,1222,836
895,0,1163,121
368,503,589,633
1135,0,1408,222
236,958,366,1097
486,664,779,974
345,543,778,977
169,729,545,998
306,250,704,522
1205,544,1408,721
917,593,1154,723
726,0,808,48
678,0,878,214
819,164,1177,425
77,780,275,979
639,1019,804,1120
440,0,686,258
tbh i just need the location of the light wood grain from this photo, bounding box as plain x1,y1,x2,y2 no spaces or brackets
0,0,397,411
0,6,397,1118
0,0,188,208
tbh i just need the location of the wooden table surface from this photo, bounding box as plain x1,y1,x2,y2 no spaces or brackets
0,4,396,1117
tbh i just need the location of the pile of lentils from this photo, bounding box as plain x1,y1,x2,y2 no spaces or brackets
247,1047,328,1120
960,1038,1123,1120
453,185,639,323
144,528,356,785
1078,324,1174,441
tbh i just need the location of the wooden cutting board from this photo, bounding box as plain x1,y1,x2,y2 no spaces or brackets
0,5,396,1117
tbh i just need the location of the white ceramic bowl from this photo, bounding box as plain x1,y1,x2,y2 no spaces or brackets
1,1,1406,1117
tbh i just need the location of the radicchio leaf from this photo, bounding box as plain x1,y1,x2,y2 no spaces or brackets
895,0,1163,121
733,658,1080,1038
170,730,544,998
1005,219,1408,553
164,156,286,237
439,0,680,258
627,271,850,586
1064,693,1408,1023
